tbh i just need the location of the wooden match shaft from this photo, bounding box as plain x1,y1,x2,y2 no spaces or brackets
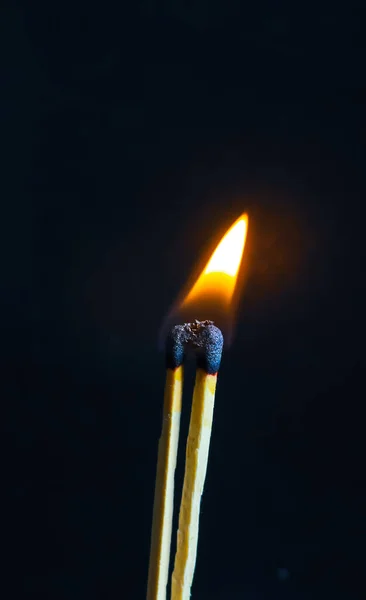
147,366,183,600
171,368,218,600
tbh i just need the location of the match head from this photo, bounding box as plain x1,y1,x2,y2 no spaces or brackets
165,320,224,374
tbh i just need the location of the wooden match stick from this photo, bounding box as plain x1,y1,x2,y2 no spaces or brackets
170,322,223,600
147,332,185,600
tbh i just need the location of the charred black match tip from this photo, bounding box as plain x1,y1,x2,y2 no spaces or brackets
165,320,224,375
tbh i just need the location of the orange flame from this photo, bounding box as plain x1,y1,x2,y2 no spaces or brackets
160,213,249,346
181,213,248,310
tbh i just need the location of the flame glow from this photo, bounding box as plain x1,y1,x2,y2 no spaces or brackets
182,213,248,308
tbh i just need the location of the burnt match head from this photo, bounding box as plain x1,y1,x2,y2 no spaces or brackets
165,320,224,374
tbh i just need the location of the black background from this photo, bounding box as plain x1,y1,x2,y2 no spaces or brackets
3,2,366,599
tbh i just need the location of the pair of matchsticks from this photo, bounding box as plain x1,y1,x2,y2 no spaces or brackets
147,320,224,600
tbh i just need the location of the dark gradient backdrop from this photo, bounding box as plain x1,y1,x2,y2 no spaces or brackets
3,2,366,599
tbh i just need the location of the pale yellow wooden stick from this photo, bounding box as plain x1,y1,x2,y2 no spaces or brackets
171,368,218,600
147,366,183,600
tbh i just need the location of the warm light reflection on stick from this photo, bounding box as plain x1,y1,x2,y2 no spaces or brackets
171,369,218,600
147,367,183,600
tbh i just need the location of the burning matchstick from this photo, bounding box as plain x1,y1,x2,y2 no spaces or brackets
147,214,248,600
169,320,223,600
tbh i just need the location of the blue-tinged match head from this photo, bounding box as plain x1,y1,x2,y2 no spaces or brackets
165,320,224,375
